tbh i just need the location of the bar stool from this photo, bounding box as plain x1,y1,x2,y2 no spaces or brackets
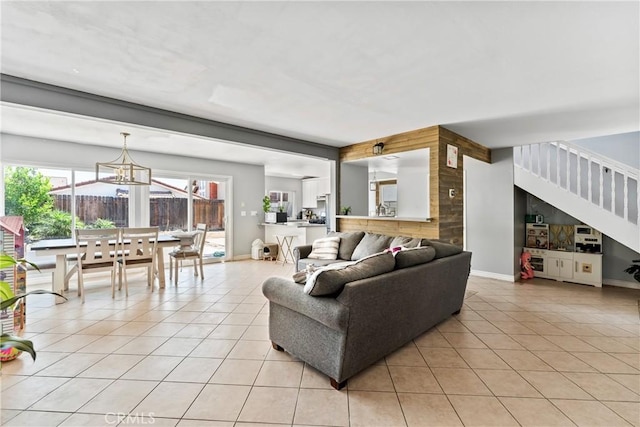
275,234,296,265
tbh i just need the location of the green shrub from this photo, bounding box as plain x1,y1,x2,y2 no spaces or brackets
31,210,85,239
87,218,116,229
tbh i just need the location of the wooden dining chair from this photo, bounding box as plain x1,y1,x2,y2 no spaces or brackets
75,228,121,303
169,223,208,285
117,227,159,295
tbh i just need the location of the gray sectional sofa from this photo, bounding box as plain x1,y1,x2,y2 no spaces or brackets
262,231,472,389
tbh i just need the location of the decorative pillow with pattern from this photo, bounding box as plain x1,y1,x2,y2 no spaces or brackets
307,236,341,260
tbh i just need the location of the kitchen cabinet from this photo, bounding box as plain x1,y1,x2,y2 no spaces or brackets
302,177,330,208
317,177,330,195
546,251,573,281
573,252,603,287
302,179,318,208
529,249,602,287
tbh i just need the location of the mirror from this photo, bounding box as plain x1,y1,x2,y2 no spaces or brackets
340,148,430,219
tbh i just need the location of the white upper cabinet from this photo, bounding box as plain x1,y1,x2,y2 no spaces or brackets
302,179,318,208
302,177,330,208
317,177,330,195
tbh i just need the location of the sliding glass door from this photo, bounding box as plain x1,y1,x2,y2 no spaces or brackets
148,175,229,262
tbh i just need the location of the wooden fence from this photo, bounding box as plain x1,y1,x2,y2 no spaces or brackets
53,195,225,231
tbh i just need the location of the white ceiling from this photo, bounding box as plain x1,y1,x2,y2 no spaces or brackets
1,1,638,176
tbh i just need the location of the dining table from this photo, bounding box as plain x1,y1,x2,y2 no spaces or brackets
31,233,181,304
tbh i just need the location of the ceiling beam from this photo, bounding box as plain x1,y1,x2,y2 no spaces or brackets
0,74,339,162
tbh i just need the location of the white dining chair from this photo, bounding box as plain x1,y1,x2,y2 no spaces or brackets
74,228,121,303
169,223,208,285
117,227,159,295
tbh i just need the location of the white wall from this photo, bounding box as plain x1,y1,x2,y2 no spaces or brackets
397,167,429,218
340,163,368,216
572,131,639,169
465,149,517,280
1,134,265,258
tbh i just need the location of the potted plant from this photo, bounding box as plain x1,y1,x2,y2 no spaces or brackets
276,204,287,223
263,196,276,223
341,206,352,215
624,259,640,283
0,253,66,361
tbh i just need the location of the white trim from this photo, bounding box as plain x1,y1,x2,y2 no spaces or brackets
233,254,251,261
470,269,517,282
603,278,640,290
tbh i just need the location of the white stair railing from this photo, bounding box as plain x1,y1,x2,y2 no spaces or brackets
514,141,639,252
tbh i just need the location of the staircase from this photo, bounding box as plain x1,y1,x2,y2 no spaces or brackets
514,141,639,253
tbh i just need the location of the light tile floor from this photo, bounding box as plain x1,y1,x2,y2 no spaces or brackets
1,260,639,426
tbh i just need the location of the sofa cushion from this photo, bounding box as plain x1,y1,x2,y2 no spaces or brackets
421,239,464,259
307,236,341,260
394,246,436,269
304,251,396,296
351,233,393,260
328,231,365,260
390,236,421,248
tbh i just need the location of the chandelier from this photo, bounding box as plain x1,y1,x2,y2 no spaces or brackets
96,132,151,185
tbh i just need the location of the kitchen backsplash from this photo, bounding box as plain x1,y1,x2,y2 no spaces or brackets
549,224,574,251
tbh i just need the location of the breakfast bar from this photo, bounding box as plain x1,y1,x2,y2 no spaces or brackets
263,222,327,263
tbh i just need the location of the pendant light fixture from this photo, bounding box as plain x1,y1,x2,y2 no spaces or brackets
372,141,384,156
96,132,151,185
370,169,377,191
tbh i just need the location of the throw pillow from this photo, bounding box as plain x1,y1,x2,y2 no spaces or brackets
292,271,307,284
394,246,436,269
328,231,365,260
304,251,396,296
307,236,341,260
390,236,421,248
351,233,393,260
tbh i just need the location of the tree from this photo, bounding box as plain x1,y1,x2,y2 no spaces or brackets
4,167,54,229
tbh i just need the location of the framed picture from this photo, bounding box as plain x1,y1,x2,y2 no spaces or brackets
447,144,458,168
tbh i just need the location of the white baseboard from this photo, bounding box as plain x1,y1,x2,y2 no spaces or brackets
470,270,517,283
602,278,640,290
233,254,251,261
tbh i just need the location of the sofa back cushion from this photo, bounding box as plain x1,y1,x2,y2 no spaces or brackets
390,236,421,248
307,236,341,260
394,246,436,269
328,231,365,260
420,239,463,259
351,233,393,260
304,251,395,296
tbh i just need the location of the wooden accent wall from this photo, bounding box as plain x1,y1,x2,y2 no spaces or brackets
336,218,440,240
338,125,490,244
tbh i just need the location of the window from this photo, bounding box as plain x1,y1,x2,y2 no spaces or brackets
268,190,294,217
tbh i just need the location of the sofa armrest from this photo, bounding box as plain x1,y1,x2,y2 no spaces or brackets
293,245,313,271
262,277,349,332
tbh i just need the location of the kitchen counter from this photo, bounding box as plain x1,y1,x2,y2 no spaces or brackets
261,222,326,227
263,223,327,262
335,215,433,222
